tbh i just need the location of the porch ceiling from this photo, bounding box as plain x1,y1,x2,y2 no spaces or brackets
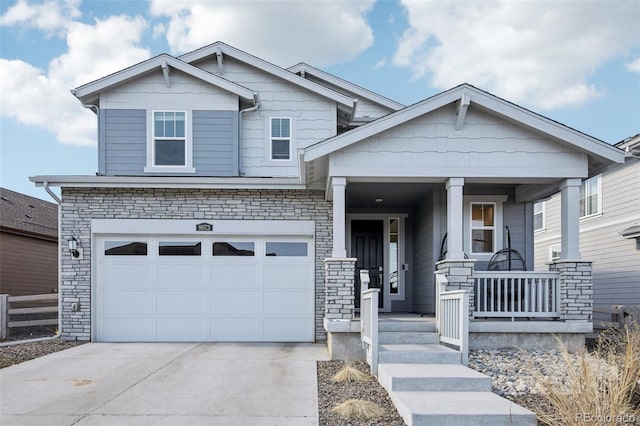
346,182,435,209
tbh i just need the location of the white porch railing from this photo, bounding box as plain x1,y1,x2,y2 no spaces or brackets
359,270,379,376
435,273,469,366
474,271,560,320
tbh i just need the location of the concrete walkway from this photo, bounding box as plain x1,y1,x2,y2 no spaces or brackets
0,342,330,426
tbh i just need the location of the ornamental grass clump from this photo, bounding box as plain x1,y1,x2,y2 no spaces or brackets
534,322,640,426
330,363,372,383
331,399,385,419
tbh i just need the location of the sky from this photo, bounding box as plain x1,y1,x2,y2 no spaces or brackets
1,0,639,201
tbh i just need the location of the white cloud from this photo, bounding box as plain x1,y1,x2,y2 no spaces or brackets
627,57,640,73
394,1,640,110
150,0,375,67
0,0,80,34
373,57,387,70
0,13,150,146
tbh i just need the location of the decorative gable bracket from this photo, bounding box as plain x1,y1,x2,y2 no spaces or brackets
161,60,171,88
455,93,470,131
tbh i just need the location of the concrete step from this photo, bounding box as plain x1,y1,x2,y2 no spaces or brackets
378,344,461,364
378,331,439,345
378,320,435,333
391,391,537,426
378,363,491,392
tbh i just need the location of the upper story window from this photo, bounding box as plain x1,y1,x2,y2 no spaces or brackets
534,201,545,232
154,111,186,166
270,117,291,161
580,174,602,218
470,203,496,254
145,110,195,173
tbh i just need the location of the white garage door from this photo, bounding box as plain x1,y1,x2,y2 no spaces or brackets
95,234,314,342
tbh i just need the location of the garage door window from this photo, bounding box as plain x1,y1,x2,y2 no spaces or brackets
159,242,201,256
266,242,307,256
104,241,148,256
213,242,255,256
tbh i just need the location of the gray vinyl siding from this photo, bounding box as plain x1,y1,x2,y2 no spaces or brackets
193,110,238,176
534,159,640,306
104,109,146,176
103,109,239,177
413,190,439,314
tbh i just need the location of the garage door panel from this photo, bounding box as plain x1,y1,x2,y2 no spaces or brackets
263,318,311,342
97,232,313,342
263,263,309,290
156,264,205,289
263,292,312,316
210,292,261,315
99,317,153,342
100,291,153,315
210,318,260,341
210,264,259,290
101,264,152,290
156,292,206,315
156,318,205,341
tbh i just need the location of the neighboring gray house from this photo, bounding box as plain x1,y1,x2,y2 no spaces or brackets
31,42,625,356
534,133,640,307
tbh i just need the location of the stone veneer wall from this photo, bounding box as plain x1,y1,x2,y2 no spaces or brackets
435,259,477,315
549,260,593,321
324,258,356,320
59,187,332,341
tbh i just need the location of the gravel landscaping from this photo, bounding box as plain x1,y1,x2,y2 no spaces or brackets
317,360,404,426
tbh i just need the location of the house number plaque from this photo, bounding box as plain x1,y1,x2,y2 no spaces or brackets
196,223,213,232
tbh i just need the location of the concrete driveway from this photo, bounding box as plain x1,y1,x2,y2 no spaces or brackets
1,342,330,426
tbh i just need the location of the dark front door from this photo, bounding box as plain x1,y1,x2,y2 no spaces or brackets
351,220,384,309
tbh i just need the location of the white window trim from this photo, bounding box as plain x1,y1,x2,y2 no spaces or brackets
463,195,508,261
580,174,602,220
144,110,196,173
268,117,293,162
534,201,545,233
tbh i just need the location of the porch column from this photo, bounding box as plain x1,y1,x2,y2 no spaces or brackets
559,178,582,260
331,177,347,258
446,178,465,259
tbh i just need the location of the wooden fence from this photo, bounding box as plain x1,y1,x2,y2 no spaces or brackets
0,293,58,340
592,305,640,333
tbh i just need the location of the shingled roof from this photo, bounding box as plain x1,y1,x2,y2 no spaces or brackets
0,188,57,240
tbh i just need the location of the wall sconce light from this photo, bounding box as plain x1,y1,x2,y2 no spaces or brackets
68,237,80,258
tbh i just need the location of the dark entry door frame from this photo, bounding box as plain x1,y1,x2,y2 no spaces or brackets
347,214,407,312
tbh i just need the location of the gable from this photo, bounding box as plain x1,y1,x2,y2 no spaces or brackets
73,55,256,107
328,103,589,179
100,68,240,111
178,42,355,111
305,84,624,169
100,70,239,111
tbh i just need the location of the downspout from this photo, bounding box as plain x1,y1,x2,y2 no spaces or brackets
43,181,62,340
238,92,261,176
43,181,62,204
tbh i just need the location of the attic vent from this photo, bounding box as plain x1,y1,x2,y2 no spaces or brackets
1,196,9,202
25,214,32,218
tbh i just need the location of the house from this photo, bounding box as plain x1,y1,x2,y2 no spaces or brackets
534,133,640,308
30,42,625,357
0,188,58,296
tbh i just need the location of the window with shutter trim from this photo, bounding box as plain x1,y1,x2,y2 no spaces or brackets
270,118,291,160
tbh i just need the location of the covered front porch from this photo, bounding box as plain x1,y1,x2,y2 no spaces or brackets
300,85,624,359
322,177,593,359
